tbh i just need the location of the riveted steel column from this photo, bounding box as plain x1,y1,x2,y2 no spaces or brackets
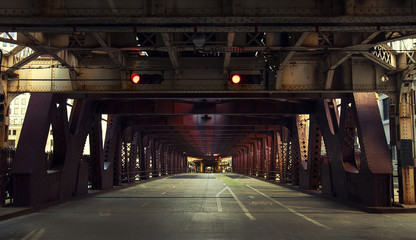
259,138,266,178
298,115,322,190
139,135,149,180
160,144,166,175
276,131,283,182
13,94,99,205
231,154,236,173
154,141,161,177
166,146,172,174
316,94,393,207
172,149,177,174
252,143,258,176
316,99,339,197
291,124,300,186
265,134,273,179
281,127,291,183
308,117,322,189
129,132,139,183
89,114,112,189
244,147,248,174
103,115,122,186
149,138,157,177
353,93,393,206
267,132,277,180
397,84,416,204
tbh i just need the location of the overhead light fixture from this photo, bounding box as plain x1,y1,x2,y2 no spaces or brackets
139,51,148,57
193,33,206,47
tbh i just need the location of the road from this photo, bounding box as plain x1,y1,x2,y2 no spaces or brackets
0,173,415,240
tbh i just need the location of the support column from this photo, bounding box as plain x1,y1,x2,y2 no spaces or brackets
316,94,393,207
266,133,276,180
277,130,284,182
298,115,322,190
13,94,98,206
245,145,250,174
89,114,113,190
259,138,266,177
139,135,149,180
397,84,416,204
103,115,122,187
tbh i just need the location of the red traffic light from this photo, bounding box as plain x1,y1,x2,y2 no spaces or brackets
131,74,140,84
230,74,262,84
231,74,241,84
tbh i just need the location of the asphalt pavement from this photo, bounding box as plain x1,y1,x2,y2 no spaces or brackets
1,173,416,240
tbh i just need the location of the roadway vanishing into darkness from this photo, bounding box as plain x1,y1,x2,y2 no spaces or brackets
1,173,415,240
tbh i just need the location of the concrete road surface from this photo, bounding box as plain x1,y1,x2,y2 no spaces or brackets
1,173,416,240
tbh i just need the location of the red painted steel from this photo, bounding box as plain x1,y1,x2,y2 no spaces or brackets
8,92,394,208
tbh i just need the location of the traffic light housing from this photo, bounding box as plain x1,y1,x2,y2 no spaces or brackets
230,74,262,84
130,73,163,84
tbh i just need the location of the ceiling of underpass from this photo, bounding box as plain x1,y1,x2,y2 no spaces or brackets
91,96,316,157
1,0,414,156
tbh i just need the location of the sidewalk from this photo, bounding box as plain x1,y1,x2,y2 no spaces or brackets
0,205,32,221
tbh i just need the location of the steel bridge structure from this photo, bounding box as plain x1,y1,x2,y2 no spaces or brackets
0,0,416,208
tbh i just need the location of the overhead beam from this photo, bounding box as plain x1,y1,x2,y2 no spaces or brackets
325,31,387,90
5,51,43,74
275,32,310,89
223,33,235,74
91,32,125,69
161,33,180,72
134,126,283,132
17,32,79,76
98,99,315,115
123,115,289,127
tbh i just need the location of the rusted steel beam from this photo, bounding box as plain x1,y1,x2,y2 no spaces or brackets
12,94,98,206
98,99,315,115
137,126,283,131
123,115,290,127
103,115,123,186
81,92,349,100
316,94,393,207
299,116,322,190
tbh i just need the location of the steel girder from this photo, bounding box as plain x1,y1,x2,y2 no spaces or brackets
395,81,416,204
11,92,190,206
11,93,98,205
1,0,416,32
98,99,314,115
231,93,393,207
315,93,393,207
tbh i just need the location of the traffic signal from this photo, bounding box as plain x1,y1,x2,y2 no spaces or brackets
131,74,140,84
231,74,241,84
130,73,163,84
229,74,262,84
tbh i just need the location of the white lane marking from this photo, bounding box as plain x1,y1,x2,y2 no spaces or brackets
141,202,149,208
161,192,167,195
236,175,243,181
22,228,45,240
246,185,331,230
227,187,256,221
99,212,111,217
216,187,228,212
21,230,36,240
31,228,45,240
